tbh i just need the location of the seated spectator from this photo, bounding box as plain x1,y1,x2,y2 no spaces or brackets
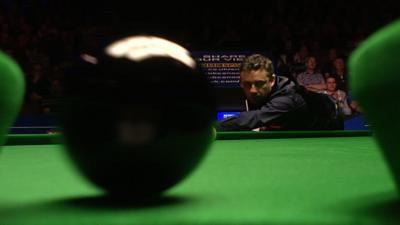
296,56,327,93
322,47,338,76
328,57,348,91
291,44,308,78
347,92,364,116
325,76,352,117
26,63,51,114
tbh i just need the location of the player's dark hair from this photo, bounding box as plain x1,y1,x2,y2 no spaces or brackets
240,54,274,79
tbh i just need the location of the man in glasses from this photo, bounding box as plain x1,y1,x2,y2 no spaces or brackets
216,54,333,131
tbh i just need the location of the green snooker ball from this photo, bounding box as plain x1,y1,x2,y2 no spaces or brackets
58,35,216,199
349,19,400,191
0,51,25,147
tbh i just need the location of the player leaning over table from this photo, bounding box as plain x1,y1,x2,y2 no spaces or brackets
216,54,341,131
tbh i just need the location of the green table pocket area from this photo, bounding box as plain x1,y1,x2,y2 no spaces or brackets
1,131,399,225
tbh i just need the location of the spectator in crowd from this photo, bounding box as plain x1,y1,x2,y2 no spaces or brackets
291,44,309,76
347,93,363,116
328,57,348,91
325,76,352,117
296,56,326,93
1,0,398,118
25,63,51,114
322,47,338,76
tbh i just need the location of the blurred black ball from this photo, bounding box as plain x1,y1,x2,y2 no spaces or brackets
59,36,216,198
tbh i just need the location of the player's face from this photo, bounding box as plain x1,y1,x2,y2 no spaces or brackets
240,69,275,105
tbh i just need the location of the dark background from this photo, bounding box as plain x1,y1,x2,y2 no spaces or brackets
1,0,399,130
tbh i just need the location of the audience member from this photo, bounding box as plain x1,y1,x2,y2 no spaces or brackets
329,57,348,91
325,76,352,117
296,56,326,93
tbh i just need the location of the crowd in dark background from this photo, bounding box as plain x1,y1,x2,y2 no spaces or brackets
0,0,399,115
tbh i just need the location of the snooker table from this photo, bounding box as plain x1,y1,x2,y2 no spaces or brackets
1,131,399,225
